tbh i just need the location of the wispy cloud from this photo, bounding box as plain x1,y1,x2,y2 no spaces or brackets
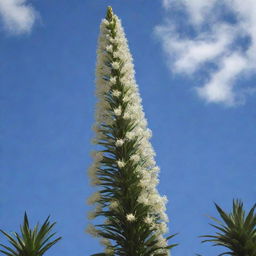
161,0,171,9
156,0,256,106
0,0,37,35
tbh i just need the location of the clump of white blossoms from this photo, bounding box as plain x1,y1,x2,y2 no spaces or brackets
87,6,176,256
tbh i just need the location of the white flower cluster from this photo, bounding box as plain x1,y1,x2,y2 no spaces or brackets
111,16,168,243
115,139,125,147
86,224,99,237
88,151,103,186
117,160,125,168
126,213,136,222
88,8,169,253
87,192,101,205
109,200,119,210
87,205,102,220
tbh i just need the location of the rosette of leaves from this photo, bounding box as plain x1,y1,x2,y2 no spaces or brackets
0,212,61,256
201,199,256,256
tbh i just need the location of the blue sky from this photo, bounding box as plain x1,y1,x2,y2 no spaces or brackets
0,1,256,256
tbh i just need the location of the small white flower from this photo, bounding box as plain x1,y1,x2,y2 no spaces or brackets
123,95,130,102
138,179,149,188
137,194,149,205
88,166,100,186
100,238,111,247
145,128,152,138
109,76,117,84
91,151,103,162
150,176,159,187
123,112,132,120
115,139,125,147
113,51,120,58
126,213,136,222
88,163,97,175
126,131,135,140
112,61,120,69
92,124,100,133
87,205,102,220
141,119,148,127
90,177,100,186
91,137,98,144
104,219,112,225
161,195,168,204
112,89,121,97
160,212,169,222
105,247,114,254
147,158,156,167
104,116,114,125
130,154,140,163
86,224,99,237
109,200,119,209
114,106,122,116
117,160,125,168
156,237,167,247
158,222,168,233
109,20,115,25
152,166,160,173
87,211,97,220
109,37,116,43
144,216,154,225
106,45,113,52
138,171,151,188
87,192,101,205
136,127,144,136
102,19,109,25
120,75,130,84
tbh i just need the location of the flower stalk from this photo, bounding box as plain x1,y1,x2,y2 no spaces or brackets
87,6,176,256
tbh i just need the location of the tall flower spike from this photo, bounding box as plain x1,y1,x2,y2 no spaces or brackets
87,6,177,256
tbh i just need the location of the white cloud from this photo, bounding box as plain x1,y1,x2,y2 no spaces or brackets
176,0,218,25
156,0,256,106
156,24,235,75
0,0,37,35
162,0,171,9
197,53,247,105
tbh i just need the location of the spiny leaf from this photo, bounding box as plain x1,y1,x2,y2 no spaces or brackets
201,200,256,256
0,213,61,256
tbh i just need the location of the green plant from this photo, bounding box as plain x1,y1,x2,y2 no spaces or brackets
87,6,177,256
201,199,256,256
0,212,61,256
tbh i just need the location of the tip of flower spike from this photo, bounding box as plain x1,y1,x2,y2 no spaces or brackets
106,6,114,21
